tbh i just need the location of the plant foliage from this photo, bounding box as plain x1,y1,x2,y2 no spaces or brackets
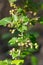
0,0,43,65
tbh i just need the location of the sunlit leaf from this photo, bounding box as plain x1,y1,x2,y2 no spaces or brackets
11,60,24,65
0,17,11,26
18,25,27,32
9,0,17,3
0,61,7,65
17,8,23,13
22,16,29,22
9,37,17,45
12,14,18,22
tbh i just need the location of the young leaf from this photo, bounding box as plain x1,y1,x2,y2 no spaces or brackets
9,37,17,45
9,0,17,3
0,17,12,26
17,8,23,13
12,14,18,22
11,60,24,65
22,16,29,22
18,25,27,32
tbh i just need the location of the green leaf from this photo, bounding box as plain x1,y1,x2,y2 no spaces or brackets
0,60,8,65
0,60,12,65
30,32,39,38
22,16,29,22
12,14,18,22
23,22,28,25
20,51,30,58
9,37,17,45
28,48,37,53
18,37,23,42
17,8,23,13
11,60,24,65
9,0,17,3
31,56,38,65
18,25,27,32
33,32,39,38
12,52,19,59
0,17,12,26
